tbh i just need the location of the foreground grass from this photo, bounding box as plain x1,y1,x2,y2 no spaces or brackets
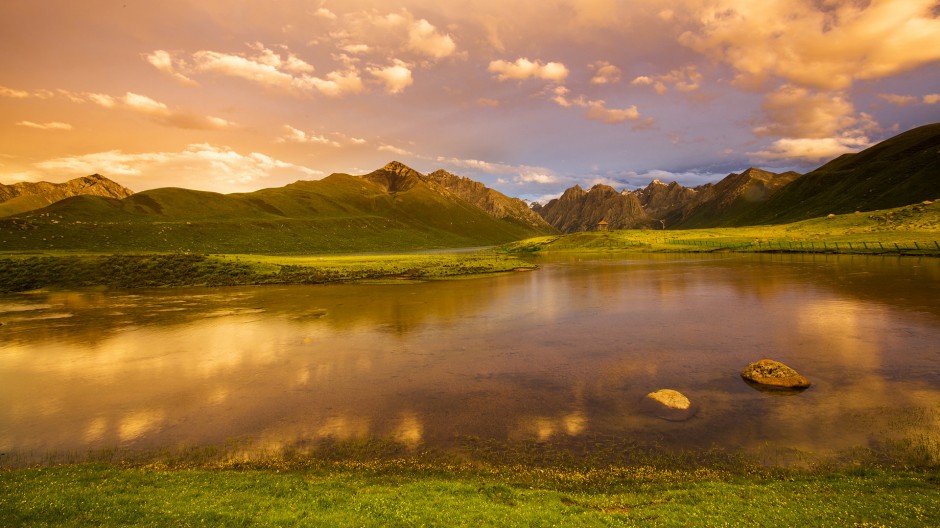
0,251,530,293
503,201,940,255
2,462,939,527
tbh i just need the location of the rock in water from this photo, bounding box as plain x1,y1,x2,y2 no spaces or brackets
741,359,810,390
642,389,696,421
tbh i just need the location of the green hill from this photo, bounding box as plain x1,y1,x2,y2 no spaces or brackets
735,123,940,225
0,163,556,254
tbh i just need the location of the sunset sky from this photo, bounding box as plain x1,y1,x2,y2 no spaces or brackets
2,0,939,203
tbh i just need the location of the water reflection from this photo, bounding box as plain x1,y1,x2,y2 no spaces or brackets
1,253,939,464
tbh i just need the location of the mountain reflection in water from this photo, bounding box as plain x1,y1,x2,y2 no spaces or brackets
1,253,939,465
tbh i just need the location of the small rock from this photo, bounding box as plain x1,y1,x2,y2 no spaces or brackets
741,359,810,390
641,389,696,421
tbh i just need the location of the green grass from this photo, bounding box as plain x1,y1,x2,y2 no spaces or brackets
502,200,940,255
0,251,532,293
2,462,939,527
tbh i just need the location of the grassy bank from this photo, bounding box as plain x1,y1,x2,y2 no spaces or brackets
502,200,940,255
0,251,531,293
2,461,939,527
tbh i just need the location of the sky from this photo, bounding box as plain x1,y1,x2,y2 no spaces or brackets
1,0,939,203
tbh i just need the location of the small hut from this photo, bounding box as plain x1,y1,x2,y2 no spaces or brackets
597,220,609,232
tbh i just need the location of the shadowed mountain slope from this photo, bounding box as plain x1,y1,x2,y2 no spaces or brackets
733,123,940,225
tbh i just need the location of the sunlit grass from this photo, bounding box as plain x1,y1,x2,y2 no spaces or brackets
502,201,940,255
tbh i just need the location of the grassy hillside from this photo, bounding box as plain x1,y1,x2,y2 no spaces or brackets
502,200,940,255
735,123,940,225
0,171,554,254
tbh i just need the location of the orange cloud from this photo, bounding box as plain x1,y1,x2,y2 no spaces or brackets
16,121,72,131
488,58,569,82
368,60,414,94
679,0,940,90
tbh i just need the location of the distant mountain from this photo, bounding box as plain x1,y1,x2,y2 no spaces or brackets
666,167,800,228
538,184,650,233
425,168,553,231
633,179,698,221
732,123,940,225
0,174,133,217
0,162,556,253
534,122,939,231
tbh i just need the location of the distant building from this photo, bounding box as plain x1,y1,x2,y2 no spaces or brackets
597,220,609,231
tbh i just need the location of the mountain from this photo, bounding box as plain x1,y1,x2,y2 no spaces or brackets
633,179,698,221
0,174,133,217
0,162,557,253
424,168,553,231
538,184,650,233
667,167,801,228
732,123,940,225
534,123,939,231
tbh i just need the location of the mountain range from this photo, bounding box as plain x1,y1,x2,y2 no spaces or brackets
1,123,937,251
0,162,555,253
535,123,939,232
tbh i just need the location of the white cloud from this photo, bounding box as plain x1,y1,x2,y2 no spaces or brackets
550,86,641,124
341,44,371,54
16,121,72,131
32,144,322,192
407,18,457,58
81,91,232,130
0,85,31,98
368,60,414,94
631,65,702,95
589,61,622,85
188,43,362,97
488,58,569,82
144,50,198,86
314,8,337,20
278,125,342,147
748,136,872,163
378,144,414,156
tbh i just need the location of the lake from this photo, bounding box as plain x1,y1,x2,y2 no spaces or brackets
2,253,939,466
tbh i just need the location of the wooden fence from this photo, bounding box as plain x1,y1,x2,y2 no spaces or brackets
670,239,940,255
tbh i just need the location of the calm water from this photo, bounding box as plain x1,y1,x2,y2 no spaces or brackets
2,253,939,464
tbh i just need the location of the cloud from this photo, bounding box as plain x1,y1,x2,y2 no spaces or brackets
878,93,920,107
16,121,72,131
925,94,940,105
631,65,702,95
144,50,198,86
550,86,641,124
82,91,232,130
368,60,414,94
406,18,457,58
748,136,872,163
476,98,500,107
678,0,940,90
0,86,31,98
583,100,640,124
278,125,342,147
32,144,321,192
314,8,337,21
0,86,54,99
188,43,362,97
753,84,860,139
488,58,569,82
378,144,414,156
589,61,622,85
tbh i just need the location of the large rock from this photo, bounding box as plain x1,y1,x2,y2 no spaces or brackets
641,389,696,421
741,359,811,390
